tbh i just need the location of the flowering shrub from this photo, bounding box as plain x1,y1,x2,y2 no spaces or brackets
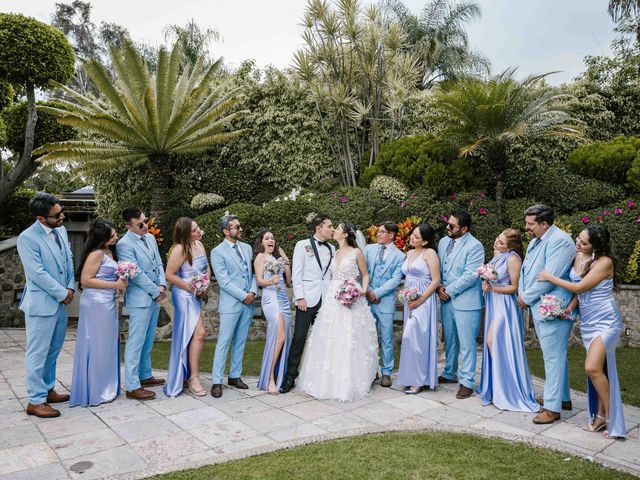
190,193,225,212
147,218,163,245
369,175,409,202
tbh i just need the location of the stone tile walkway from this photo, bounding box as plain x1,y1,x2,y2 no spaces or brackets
1,328,638,479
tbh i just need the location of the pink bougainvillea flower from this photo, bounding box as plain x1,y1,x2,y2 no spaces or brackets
451,192,458,200
400,201,406,207
440,215,449,222
286,233,293,240
479,192,486,199
479,207,488,216
597,216,603,223
628,200,635,209
614,208,623,215
340,196,348,204
469,200,475,207
409,193,416,199
581,216,589,224
636,215,640,223
602,210,608,216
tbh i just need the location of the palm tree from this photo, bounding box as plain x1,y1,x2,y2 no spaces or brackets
383,0,490,87
608,0,640,44
436,68,585,214
34,40,246,226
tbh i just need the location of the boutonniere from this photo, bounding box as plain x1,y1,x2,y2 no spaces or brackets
304,245,314,256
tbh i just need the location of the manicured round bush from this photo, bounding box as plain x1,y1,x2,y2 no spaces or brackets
369,175,409,201
190,193,225,212
0,14,75,88
2,100,76,155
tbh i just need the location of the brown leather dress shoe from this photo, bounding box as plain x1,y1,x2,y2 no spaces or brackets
140,376,165,387
456,385,474,399
228,377,249,389
47,390,70,403
536,397,572,411
27,402,60,418
126,388,156,400
380,375,392,388
211,384,223,398
438,375,457,384
532,409,561,424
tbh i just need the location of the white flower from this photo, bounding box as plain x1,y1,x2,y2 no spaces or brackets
306,212,318,223
190,193,225,211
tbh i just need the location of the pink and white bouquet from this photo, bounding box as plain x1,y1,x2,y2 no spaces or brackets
538,294,570,320
188,272,210,294
115,261,138,280
397,287,420,304
335,279,361,308
475,264,498,285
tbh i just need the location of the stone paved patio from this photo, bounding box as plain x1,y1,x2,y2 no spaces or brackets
1,327,638,479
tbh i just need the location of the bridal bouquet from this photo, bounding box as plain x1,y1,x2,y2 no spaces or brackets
115,261,138,280
336,279,361,308
539,294,570,320
475,264,498,285
188,272,210,294
264,257,287,276
397,287,420,304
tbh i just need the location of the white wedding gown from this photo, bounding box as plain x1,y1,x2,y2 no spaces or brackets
297,248,379,402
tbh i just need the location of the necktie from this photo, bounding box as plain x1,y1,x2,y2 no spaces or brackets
52,229,63,250
529,238,540,252
233,243,243,261
140,235,150,249
445,239,455,257
378,245,386,262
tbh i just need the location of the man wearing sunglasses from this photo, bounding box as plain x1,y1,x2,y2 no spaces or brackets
116,206,167,400
17,192,75,418
437,209,484,400
210,214,258,398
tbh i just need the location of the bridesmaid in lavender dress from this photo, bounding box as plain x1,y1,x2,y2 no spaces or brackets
478,229,539,413
70,218,126,407
538,225,626,438
396,224,441,394
253,230,292,394
164,218,210,397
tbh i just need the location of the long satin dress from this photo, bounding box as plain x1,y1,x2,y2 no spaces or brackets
396,252,438,389
70,254,120,407
257,259,292,390
164,255,209,397
478,252,539,412
571,267,626,438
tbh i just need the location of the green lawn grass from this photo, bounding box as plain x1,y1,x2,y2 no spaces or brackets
526,346,640,408
149,431,635,480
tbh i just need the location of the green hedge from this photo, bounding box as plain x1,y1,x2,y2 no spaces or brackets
0,187,36,236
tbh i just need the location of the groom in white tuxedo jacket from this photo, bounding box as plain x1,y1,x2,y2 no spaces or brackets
280,214,335,393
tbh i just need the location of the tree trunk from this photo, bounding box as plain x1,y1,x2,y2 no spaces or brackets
0,83,38,205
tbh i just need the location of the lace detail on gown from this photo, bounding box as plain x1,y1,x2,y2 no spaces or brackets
297,249,379,401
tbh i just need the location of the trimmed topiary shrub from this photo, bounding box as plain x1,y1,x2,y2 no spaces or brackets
190,193,225,213
369,175,409,202
567,135,640,188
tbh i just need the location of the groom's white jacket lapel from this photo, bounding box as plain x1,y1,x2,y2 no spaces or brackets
292,236,335,308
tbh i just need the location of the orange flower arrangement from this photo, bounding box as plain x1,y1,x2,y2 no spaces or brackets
366,216,422,252
147,217,164,245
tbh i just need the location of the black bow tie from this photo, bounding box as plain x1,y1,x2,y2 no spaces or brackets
316,240,329,248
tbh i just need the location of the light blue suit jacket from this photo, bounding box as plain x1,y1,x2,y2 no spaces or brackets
211,240,258,315
438,232,484,311
365,243,405,314
17,221,75,317
116,230,166,308
519,225,575,313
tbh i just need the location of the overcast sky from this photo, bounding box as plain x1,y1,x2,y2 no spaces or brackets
2,0,618,85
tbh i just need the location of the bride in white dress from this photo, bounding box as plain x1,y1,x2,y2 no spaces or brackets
297,222,379,402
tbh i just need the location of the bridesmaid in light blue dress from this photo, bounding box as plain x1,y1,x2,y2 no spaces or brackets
71,218,126,407
396,224,441,393
164,218,211,397
253,230,292,394
478,229,539,413
539,225,626,438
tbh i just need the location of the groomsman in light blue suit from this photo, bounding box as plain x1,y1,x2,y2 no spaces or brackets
210,214,258,398
18,193,75,418
437,209,484,399
116,207,167,401
518,204,575,424
365,221,405,387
